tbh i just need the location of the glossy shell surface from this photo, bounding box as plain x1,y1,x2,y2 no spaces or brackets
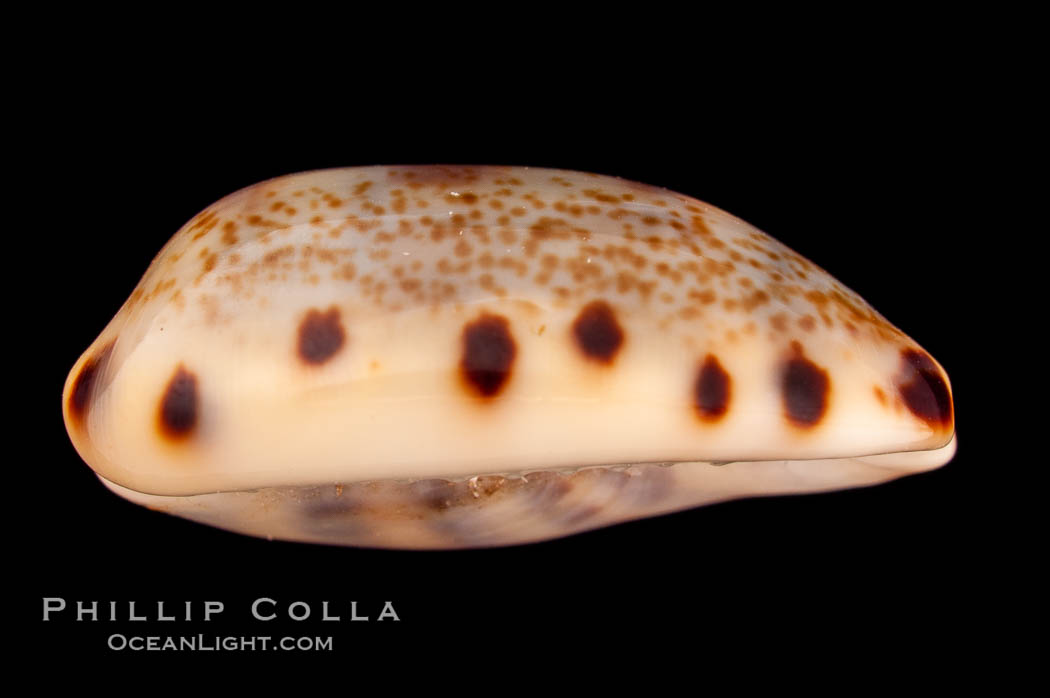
63,166,956,548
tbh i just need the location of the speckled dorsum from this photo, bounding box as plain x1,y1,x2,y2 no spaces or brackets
62,165,956,549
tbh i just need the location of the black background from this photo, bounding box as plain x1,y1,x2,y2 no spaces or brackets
16,33,1000,671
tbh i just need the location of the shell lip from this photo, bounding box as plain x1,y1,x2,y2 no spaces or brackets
92,433,958,500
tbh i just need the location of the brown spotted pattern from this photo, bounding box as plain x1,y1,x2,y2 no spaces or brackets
297,306,345,365
896,349,952,428
572,300,625,363
781,343,830,428
694,355,731,421
60,166,963,552
158,365,198,440
69,343,113,423
460,314,516,398
100,166,952,435
120,166,908,355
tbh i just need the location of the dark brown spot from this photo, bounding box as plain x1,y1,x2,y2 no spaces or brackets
897,349,953,428
694,354,731,421
158,365,198,440
68,343,114,423
572,300,624,364
460,313,516,398
781,343,829,428
297,307,346,365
